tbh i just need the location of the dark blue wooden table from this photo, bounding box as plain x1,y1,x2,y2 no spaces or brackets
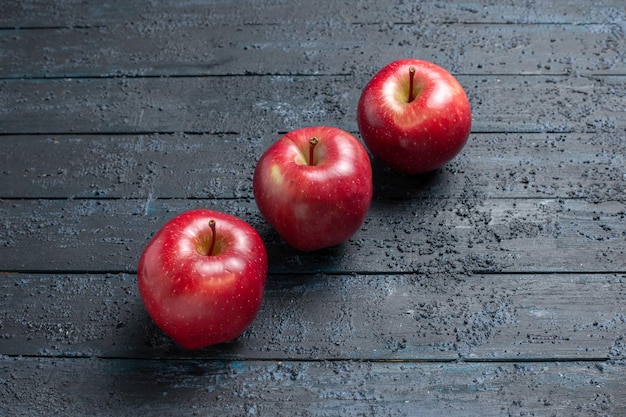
1,1,625,415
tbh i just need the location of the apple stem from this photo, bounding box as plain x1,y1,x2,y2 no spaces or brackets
309,137,319,166
208,219,216,256
408,66,416,103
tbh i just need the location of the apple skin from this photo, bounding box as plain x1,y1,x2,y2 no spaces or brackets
357,58,472,174
137,209,268,349
253,126,373,252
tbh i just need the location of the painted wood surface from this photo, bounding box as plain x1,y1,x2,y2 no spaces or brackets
1,272,625,361
2,358,624,417
2,75,625,135
1,0,625,415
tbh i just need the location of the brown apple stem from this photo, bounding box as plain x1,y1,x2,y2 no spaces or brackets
408,66,416,103
208,219,216,256
309,137,319,166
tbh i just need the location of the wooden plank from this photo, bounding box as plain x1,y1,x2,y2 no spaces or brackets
1,75,624,135
1,132,624,200
1,198,624,274
1,272,624,360
1,0,624,27
0,134,261,199
1,356,624,416
2,22,624,79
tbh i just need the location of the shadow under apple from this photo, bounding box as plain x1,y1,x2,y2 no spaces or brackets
370,157,449,201
263,228,350,275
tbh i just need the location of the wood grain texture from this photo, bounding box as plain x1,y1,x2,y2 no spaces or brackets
1,198,625,274
1,0,625,415
1,75,624,135
1,356,624,417
2,132,624,200
1,272,625,360
1,0,624,27
1,22,624,78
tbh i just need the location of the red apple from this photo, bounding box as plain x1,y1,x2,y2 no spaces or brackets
137,209,268,349
357,58,472,174
253,126,373,252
